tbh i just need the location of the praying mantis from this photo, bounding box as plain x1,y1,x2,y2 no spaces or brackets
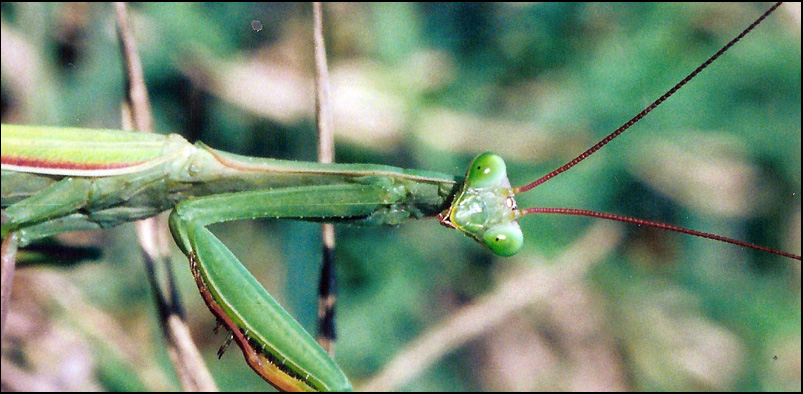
1,2,800,392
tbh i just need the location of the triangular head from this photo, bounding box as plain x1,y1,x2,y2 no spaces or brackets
438,153,523,257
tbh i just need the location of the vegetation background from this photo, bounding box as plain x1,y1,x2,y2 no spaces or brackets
1,2,800,391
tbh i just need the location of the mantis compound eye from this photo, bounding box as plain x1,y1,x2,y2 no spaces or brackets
483,222,523,257
467,153,507,188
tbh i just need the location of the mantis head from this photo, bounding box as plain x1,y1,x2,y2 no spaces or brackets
438,152,524,257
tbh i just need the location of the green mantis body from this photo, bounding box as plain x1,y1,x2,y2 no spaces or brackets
1,124,453,391
2,124,458,247
3,124,526,391
1,2,800,392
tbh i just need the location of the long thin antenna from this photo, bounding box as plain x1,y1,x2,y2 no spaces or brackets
518,208,801,261
513,2,783,194
513,3,799,261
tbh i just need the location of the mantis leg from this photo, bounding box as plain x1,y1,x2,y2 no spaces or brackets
168,183,389,392
2,168,169,246
3,177,95,243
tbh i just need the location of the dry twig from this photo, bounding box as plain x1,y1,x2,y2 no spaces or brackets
113,3,217,391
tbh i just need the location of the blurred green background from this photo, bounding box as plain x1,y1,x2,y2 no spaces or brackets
1,2,800,391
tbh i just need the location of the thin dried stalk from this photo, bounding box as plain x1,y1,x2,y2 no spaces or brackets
313,2,339,356
113,2,217,391
0,231,19,335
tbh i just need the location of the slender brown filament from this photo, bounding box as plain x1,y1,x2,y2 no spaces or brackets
513,2,783,194
511,3,798,261
519,207,801,261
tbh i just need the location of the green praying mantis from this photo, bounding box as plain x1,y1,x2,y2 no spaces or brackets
2,2,801,392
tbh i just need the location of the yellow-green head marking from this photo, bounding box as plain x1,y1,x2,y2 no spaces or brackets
439,153,523,257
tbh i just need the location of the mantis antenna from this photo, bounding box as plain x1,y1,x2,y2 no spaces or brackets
512,2,800,261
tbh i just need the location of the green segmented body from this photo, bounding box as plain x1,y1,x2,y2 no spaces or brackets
2,123,522,391
2,124,459,245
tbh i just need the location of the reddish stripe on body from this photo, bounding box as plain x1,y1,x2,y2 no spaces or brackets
1,155,145,171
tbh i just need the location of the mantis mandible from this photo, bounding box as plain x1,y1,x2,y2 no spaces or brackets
1,2,800,391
